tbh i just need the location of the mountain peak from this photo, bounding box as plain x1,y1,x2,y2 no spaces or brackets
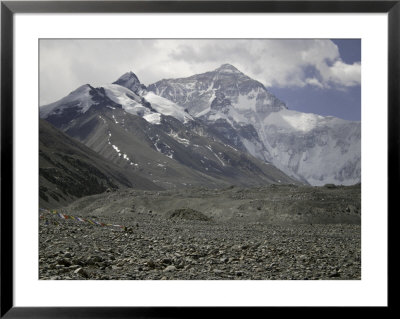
215,63,241,73
113,71,146,94
115,71,140,82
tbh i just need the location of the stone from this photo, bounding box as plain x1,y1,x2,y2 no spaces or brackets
163,265,176,272
57,259,72,267
74,268,88,278
162,258,172,265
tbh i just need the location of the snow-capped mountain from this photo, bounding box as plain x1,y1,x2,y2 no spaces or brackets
148,63,286,119
40,71,298,189
41,73,192,129
148,64,361,185
108,72,193,124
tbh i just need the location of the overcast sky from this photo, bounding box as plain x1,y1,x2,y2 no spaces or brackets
40,39,361,120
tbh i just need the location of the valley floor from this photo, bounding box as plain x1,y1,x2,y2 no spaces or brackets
39,187,361,280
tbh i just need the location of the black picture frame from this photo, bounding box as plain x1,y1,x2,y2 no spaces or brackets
1,1,396,317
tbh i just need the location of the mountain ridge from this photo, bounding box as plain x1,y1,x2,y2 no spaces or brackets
40,74,299,190
40,64,361,186
147,64,361,186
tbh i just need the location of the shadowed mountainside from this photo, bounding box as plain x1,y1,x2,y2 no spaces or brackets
39,119,162,208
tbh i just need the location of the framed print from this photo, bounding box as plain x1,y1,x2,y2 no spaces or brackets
1,0,396,317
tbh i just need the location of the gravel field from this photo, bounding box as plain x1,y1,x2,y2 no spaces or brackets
39,187,361,280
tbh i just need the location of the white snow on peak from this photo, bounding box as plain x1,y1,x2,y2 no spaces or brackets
102,83,192,125
103,84,160,125
143,92,193,123
216,64,241,74
40,84,93,117
102,84,145,114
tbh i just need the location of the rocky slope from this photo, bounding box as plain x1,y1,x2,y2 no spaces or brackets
39,184,361,280
39,119,161,208
65,183,361,225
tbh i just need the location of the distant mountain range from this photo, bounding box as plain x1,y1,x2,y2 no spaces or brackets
40,63,361,207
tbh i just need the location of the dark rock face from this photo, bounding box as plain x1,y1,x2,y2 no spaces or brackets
205,119,247,152
113,71,147,95
210,91,232,114
46,104,83,129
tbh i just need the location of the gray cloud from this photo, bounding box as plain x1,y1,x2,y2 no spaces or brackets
40,39,360,105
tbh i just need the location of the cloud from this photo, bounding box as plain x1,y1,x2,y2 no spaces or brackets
323,60,361,87
305,78,324,88
40,39,360,105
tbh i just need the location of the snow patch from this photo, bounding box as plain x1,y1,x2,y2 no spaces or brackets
214,152,226,166
112,115,119,124
205,145,226,166
40,85,93,117
197,107,211,117
263,109,323,133
235,93,257,112
143,91,193,123
112,144,120,153
143,113,161,125
167,132,190,146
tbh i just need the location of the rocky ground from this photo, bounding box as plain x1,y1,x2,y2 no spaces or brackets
39,184,361,280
